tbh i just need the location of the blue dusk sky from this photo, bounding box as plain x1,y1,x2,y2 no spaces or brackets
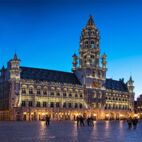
0,0,142,98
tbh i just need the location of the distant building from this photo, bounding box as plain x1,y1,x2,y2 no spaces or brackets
0,16,134,121
134,95,142,118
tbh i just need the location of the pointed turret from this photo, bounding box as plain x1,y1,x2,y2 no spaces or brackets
87,15,95,26
2,65,5,70
7,53,21,80
72,53,78,72
127,76,134,93
13,53,20,61
102,53,107,69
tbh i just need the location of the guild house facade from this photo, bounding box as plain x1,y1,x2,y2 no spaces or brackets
0,16,134,121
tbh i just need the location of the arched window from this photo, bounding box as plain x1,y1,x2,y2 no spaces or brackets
63,103,66,108
37,89,41,95
63,93,67,97
91,41,95,48
50,92,54,96
29,88,33,95
43,87,47,95
79,104,83,109
68,103,72,108
69,94,72,97
22,88,26,94
57,92,60,96
80,94,83,98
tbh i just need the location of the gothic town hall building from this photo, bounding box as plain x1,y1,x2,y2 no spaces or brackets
0,16,134,121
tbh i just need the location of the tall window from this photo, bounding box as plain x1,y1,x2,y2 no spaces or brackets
36,102,41,107
29,101,33,107
50,102,54,108
91,41,95,48
56,102,60,108
57,93,60,96
22,88,26,94
75,103,78,108
79,103,83,109
69,94,72,97
80,94,83,98
21,101,26,107
68,103,72,108
29,88,33,94
63,103,66,108
43,90,47,95
43,102,47,107
63,93,67,97
37,89,41,95
50,92,54,96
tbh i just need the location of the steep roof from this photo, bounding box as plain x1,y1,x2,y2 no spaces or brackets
20,66,81,85
105,79,128,92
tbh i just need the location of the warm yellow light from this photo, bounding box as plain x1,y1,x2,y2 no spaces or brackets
31,112,34,115
23,112,27,115
119,114,123,117
93,114,97,117
134,114,139,118
42,113,45,116
106,114,109,117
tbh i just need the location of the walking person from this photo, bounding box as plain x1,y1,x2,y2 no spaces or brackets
45,115,50,126
87,117,91,126
90,116,94,126
80,116,85,126
127,118,132,129
76,116,80,126
132,118,138,129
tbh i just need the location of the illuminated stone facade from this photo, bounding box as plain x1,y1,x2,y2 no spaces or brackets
134,95,142,118
0,16,134,120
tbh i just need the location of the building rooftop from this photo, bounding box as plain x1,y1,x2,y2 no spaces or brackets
20,66,128,92
20,66,81,85
105,79,128,92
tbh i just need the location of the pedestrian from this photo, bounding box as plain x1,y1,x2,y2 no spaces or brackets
132,118,138,129
127,118,132,129
80,116,85,126
90,116,94,126
87,117,90,126
76,116,80,126
45,115,50,126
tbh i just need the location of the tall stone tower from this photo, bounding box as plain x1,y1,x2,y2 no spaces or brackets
127,76,135,111
7,54,21,109
7,53,21,80
72,16,107,109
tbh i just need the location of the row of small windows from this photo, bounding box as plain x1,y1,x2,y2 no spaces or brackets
105,104,129,110
106,93,128,98
21,101,83,109
22,89,83,98
106,97,127,102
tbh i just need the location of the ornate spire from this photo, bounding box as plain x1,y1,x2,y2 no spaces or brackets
102,53,107,69
13,53,20,61
129,76,133,82
72,53,78,72
2,65,5,70
87,15,95,26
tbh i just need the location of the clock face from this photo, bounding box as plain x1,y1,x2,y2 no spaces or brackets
92,81,101,88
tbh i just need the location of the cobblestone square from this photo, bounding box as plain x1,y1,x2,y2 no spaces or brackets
0,120,142,142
